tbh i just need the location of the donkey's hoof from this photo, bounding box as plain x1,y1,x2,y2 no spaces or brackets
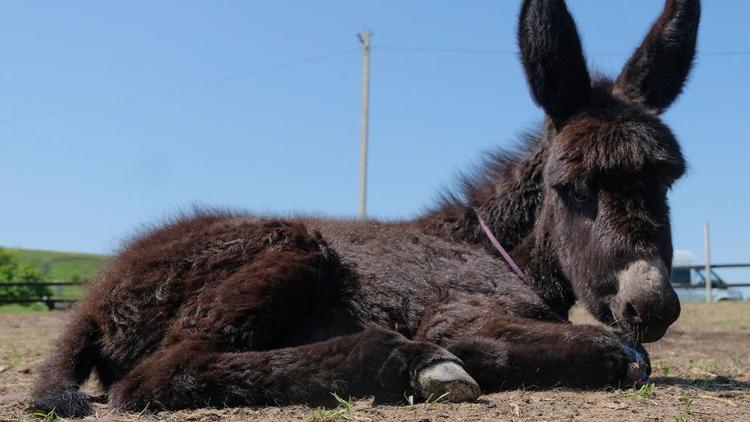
414,361,480,402
627,362,649,385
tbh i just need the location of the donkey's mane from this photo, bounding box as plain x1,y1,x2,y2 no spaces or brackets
433,129,544,213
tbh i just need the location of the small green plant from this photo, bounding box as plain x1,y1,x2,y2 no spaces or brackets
308,393,354,422
309,407,346,422
622,382,655,399
403,392,415,409
674,395,695,422
660,360,673,377
424,391,450,408
694,359,723,374
33,408,58,422
730,357,744,376
330,392,353,412
401,391,449,410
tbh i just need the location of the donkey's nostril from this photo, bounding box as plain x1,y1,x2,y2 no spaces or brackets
624,303,640,322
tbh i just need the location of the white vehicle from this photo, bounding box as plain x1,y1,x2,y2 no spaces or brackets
671,265,744,302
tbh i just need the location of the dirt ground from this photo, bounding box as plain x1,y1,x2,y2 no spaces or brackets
0,303,748,422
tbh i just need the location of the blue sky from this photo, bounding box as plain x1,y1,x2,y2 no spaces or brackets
1,1,749,264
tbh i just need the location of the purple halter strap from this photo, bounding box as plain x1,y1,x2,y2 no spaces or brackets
475,209,569,323
476,211,530,284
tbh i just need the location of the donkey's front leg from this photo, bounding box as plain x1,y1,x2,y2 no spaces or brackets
443,317,648,391
109,327,479,412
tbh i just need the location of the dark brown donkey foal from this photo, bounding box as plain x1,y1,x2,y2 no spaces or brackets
33,0,700,416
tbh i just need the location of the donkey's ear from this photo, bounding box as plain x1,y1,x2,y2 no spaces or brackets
614,0,701,113
518,0,590,127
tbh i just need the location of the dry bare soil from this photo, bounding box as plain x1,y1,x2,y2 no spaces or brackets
1,303,748,421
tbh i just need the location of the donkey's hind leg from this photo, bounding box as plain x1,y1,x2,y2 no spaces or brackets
108,327,480,412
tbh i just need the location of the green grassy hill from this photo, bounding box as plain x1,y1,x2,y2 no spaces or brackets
0,248,110,311
10,248,109,282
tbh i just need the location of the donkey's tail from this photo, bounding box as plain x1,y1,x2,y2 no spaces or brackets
31,311,100,417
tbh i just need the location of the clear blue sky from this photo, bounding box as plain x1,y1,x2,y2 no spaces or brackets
1,1,748,264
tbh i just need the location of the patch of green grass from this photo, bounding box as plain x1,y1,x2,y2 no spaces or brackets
309,407,347,422
33,408,59,422
621,382,655,399
730,357,744,376
50,284,87,301
10,248,109,282
674,395,695,422
401,391,450,410
308,393,354,422
424,391,450,408
330,392,353,412
0,303,49,313
693,359,723,375
659,360,673,377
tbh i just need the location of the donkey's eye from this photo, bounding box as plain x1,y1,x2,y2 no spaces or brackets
569,187,594,205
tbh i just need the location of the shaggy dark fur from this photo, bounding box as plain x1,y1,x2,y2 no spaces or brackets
32,0,701,416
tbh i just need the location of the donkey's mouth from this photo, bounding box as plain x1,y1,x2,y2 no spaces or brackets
611,259,681,343
617,317,672,344
610,296,681,343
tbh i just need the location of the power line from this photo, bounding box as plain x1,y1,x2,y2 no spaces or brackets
376,45,517,55
0,47,358,124
700,51,750,56
209,47,359,82
375,44,750,57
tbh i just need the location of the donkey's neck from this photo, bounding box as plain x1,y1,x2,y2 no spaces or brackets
418,130,576,316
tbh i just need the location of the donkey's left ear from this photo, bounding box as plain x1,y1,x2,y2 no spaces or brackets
614,0,701,113
518,0,591,128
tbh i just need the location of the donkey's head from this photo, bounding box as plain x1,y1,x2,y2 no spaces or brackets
518,0,700,342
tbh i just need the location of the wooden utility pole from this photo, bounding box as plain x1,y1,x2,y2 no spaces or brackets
704,222,712,303
357,28,372,221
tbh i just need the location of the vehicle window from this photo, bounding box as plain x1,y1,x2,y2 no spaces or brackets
671,268,691,285
691,269,727,288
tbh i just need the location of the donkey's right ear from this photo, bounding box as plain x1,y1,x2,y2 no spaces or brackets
518,0,590,128
614,0,700,113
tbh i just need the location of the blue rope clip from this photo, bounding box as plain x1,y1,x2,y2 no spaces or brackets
622,345,649,383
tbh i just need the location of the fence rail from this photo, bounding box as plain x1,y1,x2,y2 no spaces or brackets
0,280,86,310
0,281,85,287
676,262,750,269
674,262,750,289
